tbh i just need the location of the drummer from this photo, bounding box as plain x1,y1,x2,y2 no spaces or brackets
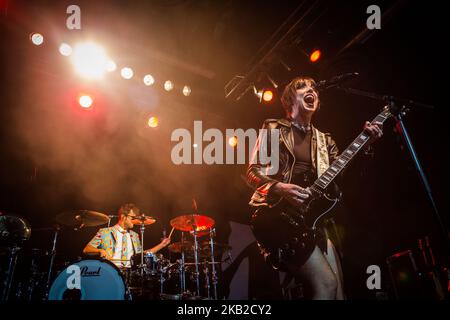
82,203,171,268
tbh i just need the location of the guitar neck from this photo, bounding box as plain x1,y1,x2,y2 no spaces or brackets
310,108,391,194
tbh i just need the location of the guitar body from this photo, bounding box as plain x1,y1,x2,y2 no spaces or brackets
251,186,338,256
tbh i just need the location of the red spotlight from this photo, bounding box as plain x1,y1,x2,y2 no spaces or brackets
78,95,93,109
309,50,321,63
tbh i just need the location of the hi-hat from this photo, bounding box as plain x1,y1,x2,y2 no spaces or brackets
56,210,109,227
170,214,215,232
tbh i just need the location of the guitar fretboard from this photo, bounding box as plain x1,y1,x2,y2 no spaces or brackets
310,108,391,195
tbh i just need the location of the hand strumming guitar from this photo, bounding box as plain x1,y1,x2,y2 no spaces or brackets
272,182,312,209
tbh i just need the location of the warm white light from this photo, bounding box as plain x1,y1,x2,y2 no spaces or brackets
143,74,155,86
193,143,198,148
31,33,44,46
59,43,72,56
148,116,159,128
105,60,117,72
121,67,134,79
164,80,174,91
228,136,238,147
79,95,93,109
182,85,191,96
71,42,109,80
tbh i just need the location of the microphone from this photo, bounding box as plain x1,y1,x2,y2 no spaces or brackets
316,72,359,91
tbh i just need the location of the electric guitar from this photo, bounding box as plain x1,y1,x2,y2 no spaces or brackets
252,107,392,240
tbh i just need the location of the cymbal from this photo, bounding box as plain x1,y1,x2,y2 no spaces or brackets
131,215,156,226
170,214,215,232
56,210,109,227
168,241,194,253
0,215,32,243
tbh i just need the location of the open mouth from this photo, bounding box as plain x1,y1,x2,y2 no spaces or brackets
304,93,315,106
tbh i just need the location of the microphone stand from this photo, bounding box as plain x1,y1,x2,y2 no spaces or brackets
337,86,448,251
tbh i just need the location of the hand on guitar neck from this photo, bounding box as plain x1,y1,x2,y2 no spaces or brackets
272,182,312,208
363,121,383,146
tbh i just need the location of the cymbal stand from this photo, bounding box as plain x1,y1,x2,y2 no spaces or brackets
107,215,117,228
192,221,201,297
1,246,21,301
203,259,211,299
208,227,218,299
44,226,59,300
180,232,186,294
139,223,145,277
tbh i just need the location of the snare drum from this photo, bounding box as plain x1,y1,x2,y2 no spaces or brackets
48,259,128,300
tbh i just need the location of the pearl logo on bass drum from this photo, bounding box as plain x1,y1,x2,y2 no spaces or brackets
80,266,101,277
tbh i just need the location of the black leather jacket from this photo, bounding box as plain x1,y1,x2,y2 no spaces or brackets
246,118,340,207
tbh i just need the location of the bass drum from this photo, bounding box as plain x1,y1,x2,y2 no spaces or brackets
48,259,128,300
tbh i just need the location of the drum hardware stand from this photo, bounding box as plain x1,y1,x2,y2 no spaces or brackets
138,220,146,277
137,220,146,298
208,227,218,300
191,218,201,297
43,225,59,300
107,215,117,228
1,246,21,301
180,232,186,294
26,248,42,301
203,260,211,299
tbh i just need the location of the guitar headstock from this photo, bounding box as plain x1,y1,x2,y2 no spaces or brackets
380,106,393,119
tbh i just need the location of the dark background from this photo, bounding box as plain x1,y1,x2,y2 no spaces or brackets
0,0,447,299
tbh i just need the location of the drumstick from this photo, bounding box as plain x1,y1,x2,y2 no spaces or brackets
168,227,175,239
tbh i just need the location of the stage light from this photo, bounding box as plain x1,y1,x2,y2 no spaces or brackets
143,74,155,86
182,85,191,96
228,136,238,147
71,42,109,79
262,89,274,102
30,33,44,46
164,80,174,91
310,49,321,63
59,43,72,56
105,60,117,72
148,116,159,128
254,87,275,103
121,67,134,79
79,95,93,109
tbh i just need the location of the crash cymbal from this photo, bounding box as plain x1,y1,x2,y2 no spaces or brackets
56,210,109,227
131,215,156,225
170,214,215,233
167,241,194,253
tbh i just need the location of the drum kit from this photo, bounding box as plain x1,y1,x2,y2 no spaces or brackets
0,209,231,301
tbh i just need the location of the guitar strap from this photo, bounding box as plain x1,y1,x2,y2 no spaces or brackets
314,128,330,177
